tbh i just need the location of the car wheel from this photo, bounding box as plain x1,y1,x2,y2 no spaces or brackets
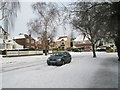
68,60,71,63
47,62,51,66
68,58,71,63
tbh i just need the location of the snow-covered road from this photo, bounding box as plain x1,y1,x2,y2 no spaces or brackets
0,52,118,88
1,55,49,72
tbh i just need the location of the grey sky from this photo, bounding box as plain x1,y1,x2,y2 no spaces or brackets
11,2,74,37
0,0,118,38
12,2,36,36
0,1,79,38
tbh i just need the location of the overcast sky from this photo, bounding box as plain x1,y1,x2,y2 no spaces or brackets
1,0,112,38
13,2,37,36
0,2,78,38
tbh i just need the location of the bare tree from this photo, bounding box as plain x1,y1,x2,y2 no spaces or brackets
0,1,20,31
27,2,59,55
111,2,120,61
71,2,110,58
100,2,120,61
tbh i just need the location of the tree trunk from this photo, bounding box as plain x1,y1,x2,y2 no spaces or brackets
92,43,96,58
45,46,47,56
45,27,48,56
118,12,120,61
44,37,48,56
118,47,120,61
116,11,120,61
115,34,120,61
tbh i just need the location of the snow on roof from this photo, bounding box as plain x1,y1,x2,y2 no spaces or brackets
56,36,68,41
53,37,59,42
74,34,89,42
5,39,22,45
14,34,25,39
58,36,68,39
34,37,39,41
0,26,9,34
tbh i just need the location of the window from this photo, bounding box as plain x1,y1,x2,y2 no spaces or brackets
26,39,29,43
0,29,2,34
61,42,64,45
31,40,34,44
62,47,64,50
61,40,65,45
0,34,3,39
0,44,3,49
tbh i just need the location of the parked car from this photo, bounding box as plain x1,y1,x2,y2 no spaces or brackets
47,51,72,66
66,48,72,51
72,49,81,52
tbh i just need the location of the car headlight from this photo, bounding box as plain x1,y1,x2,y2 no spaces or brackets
57,59,61,61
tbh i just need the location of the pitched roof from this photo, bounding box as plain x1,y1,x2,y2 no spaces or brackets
74,34,89,42
57,36,68,41
14,34,35,40
14,34,25,39
58,36,68,40
0,26,9,34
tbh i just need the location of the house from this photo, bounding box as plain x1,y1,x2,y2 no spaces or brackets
0,26,8,50
73,34,92,51
54,36,71,50
0,26,23,51
0,26,14,50
96,39,116,52
6,39,23,50
34,37,44,50
14,33,36,49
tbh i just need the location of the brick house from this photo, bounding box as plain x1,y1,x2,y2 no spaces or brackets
14,33,36,49
34,37,44,50
54,36,71,50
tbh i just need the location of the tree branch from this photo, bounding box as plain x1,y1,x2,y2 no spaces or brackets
0,2,6,10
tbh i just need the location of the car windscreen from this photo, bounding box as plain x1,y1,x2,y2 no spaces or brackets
53,52,65,56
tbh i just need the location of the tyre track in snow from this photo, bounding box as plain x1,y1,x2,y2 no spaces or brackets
1,53,81,73
1,60,46,73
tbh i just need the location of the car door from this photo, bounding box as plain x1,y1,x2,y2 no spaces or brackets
63,52,68,63
66,52,70,63
66,53,71,62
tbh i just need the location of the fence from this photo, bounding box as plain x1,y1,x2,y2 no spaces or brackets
2,50,53,57
3,50,43,57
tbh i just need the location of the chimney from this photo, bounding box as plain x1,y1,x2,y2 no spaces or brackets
29,34,31,37
19,33,23,35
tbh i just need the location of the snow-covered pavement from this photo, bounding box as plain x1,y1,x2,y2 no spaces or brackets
0,55,2,90
0,52,118,88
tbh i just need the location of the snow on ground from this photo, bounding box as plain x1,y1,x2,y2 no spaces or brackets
1,55,50,72
0,55,2,90
2,55,50,66
1,52,119,88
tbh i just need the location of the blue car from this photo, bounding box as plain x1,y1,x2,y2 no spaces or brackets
47,51,72,66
